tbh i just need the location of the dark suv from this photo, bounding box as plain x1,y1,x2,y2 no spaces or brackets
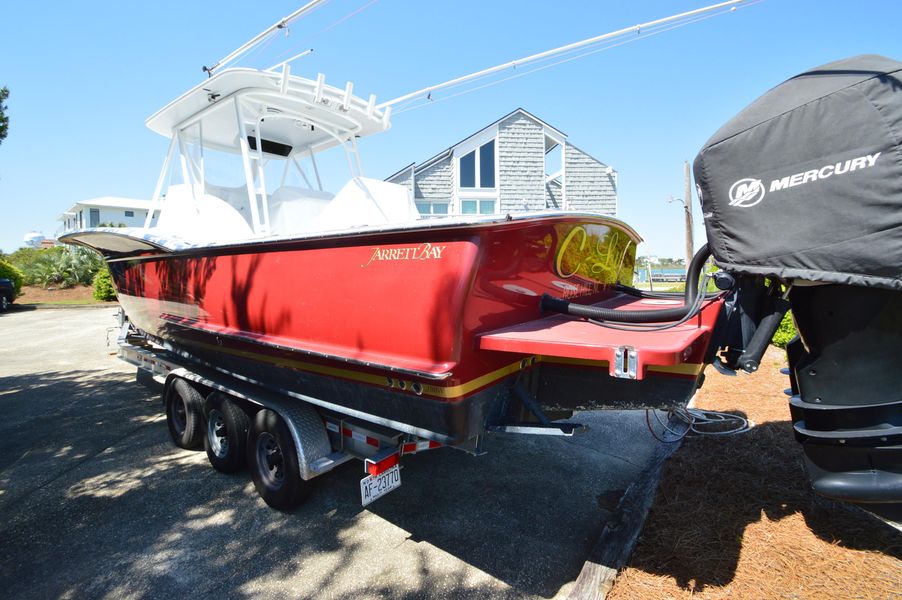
0,278,15,311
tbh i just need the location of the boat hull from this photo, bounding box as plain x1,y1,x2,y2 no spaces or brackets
85,214,712,442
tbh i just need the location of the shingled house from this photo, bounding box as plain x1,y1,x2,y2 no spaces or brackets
385,108,617,217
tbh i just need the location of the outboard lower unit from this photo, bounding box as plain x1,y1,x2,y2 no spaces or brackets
694,55,902,504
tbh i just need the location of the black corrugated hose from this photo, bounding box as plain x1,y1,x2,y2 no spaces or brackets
540,244,712,324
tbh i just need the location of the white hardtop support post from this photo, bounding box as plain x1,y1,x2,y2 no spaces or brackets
291,156,315,189
350,135,364,177
176,130,197,196
204,0,327,75
380,0,748,109
234,97,263,234
198,120,206,196
306,150,323,191
145,136,178,229
254,114,271,234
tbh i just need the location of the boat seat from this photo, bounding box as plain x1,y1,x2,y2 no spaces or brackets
155,183,254,243
268,186,334,235
308,177,419,232
203,182,255,228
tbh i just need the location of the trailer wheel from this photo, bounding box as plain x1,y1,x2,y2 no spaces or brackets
248,409,311,511
165,378,204,449
203,393,250,473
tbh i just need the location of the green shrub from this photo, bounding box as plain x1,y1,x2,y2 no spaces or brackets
0,259,24,296
771,310,797,349
92,267,117,301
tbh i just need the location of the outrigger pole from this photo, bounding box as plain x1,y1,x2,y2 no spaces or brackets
380,0,750,108
203,0,329,76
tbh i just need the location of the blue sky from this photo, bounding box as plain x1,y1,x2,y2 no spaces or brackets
1,0,901,257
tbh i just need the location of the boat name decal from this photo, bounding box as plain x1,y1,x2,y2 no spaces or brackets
363,243,447,268
728,151,881,209
554,224,633,287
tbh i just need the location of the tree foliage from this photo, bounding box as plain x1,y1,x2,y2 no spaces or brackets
6,246,103,288
0,259,24,296
92,267,117,301
0,86,8,144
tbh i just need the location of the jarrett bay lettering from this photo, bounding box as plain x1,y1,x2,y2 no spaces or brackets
363,243,447,268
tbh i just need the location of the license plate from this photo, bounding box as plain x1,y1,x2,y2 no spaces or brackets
360,464,401,506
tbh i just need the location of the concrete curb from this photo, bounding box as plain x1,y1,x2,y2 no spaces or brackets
568,419,688,600
12,303,117,311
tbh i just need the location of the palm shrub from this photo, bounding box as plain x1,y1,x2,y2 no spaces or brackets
0,259,24,297
27,247,104,288
8,246,62,285
92,267,117,301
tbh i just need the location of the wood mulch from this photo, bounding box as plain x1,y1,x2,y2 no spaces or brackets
608,346,902,600
15,285,101,304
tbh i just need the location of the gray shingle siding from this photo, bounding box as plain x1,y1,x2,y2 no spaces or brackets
413,156,452,200
498,113,546,212
564,144,617,216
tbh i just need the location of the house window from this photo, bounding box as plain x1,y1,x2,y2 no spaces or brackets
125,210,134,218
89,208,100,228
460,198,496,215
415,201,450,217
459,139,495,189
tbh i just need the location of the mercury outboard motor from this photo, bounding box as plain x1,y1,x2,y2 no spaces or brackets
694,55,902,504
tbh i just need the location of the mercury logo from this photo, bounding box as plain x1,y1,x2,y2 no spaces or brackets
728,178,765,208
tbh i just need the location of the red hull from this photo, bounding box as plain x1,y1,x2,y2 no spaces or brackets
112,217,635,389
75,214,720,441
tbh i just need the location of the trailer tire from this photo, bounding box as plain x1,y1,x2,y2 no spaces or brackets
248,409,311,511
203,393,250,473
165,378,204,449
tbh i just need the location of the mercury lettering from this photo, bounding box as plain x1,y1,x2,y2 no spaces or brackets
769,152,880,192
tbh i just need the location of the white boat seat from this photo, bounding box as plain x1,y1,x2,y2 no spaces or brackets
155,183,254,243
268,186,334,235
203,182,255,228
309,177,419,232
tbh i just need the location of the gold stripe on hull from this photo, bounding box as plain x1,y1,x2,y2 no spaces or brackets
183,339,703,401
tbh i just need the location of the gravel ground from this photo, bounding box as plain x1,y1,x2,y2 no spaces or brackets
0,306,669,599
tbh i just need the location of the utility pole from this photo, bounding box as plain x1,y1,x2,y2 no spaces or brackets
683,160,694,266
667,161,695,269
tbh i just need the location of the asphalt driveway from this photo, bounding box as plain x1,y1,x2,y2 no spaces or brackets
0,306,664,599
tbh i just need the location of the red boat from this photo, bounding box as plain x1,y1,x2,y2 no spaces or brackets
62,4,901,511
60,54,727,509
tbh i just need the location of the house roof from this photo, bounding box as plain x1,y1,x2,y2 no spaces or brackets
59,197,152,220
566,141,616,173
384,162,416,183
401,108,569,176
